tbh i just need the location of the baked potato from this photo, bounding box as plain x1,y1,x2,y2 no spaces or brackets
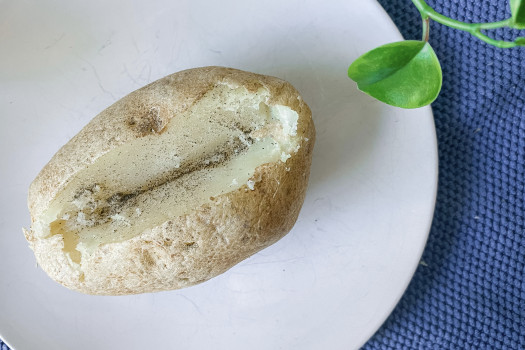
25,66,315,295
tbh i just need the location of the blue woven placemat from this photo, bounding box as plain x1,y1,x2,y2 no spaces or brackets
1,1,523,349
362,0,525,349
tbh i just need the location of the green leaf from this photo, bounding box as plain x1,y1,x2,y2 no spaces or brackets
516,37,525,46
510,0,525,29
348,40,442,109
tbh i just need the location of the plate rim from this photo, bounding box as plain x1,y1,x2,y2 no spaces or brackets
353,1,438,347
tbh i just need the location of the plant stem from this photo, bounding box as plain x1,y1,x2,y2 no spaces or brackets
422,17,430,42
411,0,517,48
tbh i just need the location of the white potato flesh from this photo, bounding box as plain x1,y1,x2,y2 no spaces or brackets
38,84,300,265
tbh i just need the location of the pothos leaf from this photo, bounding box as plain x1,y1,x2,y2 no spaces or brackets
348,40,442,109
510,0,525,29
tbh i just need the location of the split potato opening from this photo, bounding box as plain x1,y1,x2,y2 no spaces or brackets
38,83,301,267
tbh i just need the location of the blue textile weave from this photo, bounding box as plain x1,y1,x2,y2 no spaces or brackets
1,1,523,350
362,0,525,349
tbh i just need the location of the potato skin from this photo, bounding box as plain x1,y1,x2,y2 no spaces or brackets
26,67,315,295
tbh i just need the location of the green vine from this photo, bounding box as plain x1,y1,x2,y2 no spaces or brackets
412,0,521,48
348,0,525,109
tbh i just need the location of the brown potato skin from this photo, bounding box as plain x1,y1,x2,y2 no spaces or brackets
26,67,315,295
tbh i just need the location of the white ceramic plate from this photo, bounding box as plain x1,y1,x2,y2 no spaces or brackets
0,0,437,349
